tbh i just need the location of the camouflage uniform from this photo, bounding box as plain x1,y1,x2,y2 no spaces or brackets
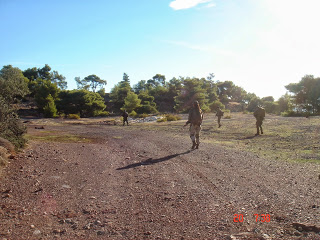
216,107,224,128
186,106,203,149
122,111,129,126
254,107,265,135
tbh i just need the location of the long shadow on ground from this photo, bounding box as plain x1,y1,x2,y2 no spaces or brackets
116,150,191,170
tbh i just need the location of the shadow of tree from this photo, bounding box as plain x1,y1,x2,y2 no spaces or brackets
116,150,191,170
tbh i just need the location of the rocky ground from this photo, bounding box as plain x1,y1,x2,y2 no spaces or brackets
0,117,320,239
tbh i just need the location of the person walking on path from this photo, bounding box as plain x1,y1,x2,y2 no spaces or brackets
122,110,129,126
216,106,224,128
254,106,265,135
184,101,203,149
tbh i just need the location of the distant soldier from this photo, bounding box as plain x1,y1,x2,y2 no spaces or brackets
216,106,224,128
122,110,129,126
184,101,203,149
254,106,265,135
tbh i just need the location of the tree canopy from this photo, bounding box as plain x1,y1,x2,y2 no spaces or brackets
75,74,107,92
0,65,29,103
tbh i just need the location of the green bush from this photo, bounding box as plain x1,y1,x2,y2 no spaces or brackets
97,111,109,117
0,97,27,148
139,113,149,118
43,94,57,118
165,114,181,121
67,114,80,119
209,100,225,112
57,90,106,117
281,111,307,117
242,110,249,114
224,115,231,119
129,110,137,118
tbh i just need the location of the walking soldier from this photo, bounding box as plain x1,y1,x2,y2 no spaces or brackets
184,101,203,149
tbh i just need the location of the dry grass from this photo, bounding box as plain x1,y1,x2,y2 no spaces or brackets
0,146,9,167
135,113,320,163
25,131,93,143
0,137,15,154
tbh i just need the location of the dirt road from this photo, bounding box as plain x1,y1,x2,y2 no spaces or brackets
1,121,320,239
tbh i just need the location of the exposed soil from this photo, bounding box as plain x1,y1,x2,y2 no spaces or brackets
0,117,320,240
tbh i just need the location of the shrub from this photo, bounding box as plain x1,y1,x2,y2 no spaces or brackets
210,100,225,112
129,110,137,118
165,114,181,121
43,94,57,118
281,111,307,117
139,113,149,118
0,97,27,148
97,111,109,117
224,115,232,119
242,110,249,114
67,114,80,119
57,90,106,117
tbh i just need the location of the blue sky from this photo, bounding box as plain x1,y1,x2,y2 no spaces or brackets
1,0,320,99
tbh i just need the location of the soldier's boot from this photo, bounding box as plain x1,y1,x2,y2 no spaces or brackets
260,127,263,134
191,141,196,149
195,135,200,149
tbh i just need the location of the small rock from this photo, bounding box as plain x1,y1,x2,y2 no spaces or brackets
33,188,43,193
262,233,271,240
65,210,77,218
94,220,101,225
65,219,74,224
82,209,91,214
97,231,106,235
83,223,93,230
89,196,96,200
33,229,41,235
30,225,35,229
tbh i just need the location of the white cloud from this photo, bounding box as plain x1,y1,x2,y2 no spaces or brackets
169,0,212,10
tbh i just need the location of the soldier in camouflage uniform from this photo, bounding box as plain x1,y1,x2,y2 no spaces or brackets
122,110,129,126
184,101,203,149
254,106,265,135
216,106,224,128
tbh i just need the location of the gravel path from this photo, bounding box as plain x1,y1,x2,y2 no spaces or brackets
0,123,319,239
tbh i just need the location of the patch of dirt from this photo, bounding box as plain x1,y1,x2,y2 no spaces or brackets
0,119,320,239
